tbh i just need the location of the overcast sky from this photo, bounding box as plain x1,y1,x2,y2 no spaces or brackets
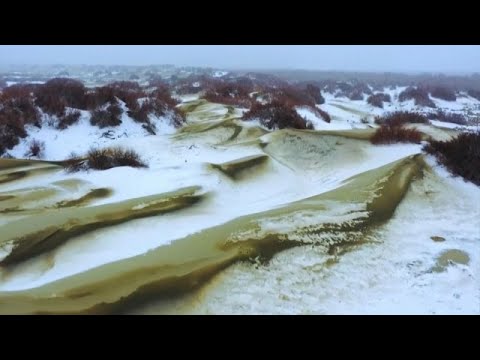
0,45,478,73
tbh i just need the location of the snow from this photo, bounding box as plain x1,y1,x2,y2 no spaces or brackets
132,156,480,315
430,120,479,132
1,89,479,314
296,106,355,130
213,71,229,78
7,103,177,161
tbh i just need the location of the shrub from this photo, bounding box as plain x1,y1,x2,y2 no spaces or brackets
304,84,325,104
424,131,480,186
467,89,480,101
348,90,364,101
374,111,429,126
272,85,318,108
90,103,122,128
86,86,116,109
128,101,151,123
429,111,467,125
35,78,87,115
0,84,41,127
170,108,186,128
371,125,423,145
0,93,39,155
430,87,456,101
242,101,308,130
65,147,147,172
399,87,436,108
1,84,38,101
128,91,184,127
24,139,45,158
317,108,331,123
367,93,391,108
202,80,253,108
57,110,82,129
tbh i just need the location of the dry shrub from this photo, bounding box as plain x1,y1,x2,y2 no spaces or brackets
58,110,82,129
399,87,436,108
428,111,467,125
374,111,429,126
0,86,41,155
317,108,331,123
367,93,391,108
90,103,122,128
423,131,480,186
242,101,309,130
202,80,253,108
65,147,147,172
371,125,423,145
430,87,456,101
35,78,87,115
24,139,45,158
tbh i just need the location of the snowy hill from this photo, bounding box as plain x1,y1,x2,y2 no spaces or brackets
0,76,478,314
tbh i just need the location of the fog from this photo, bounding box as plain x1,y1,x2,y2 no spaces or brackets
0,45,479,73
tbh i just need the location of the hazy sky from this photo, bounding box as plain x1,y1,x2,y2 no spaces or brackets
0,45,479,73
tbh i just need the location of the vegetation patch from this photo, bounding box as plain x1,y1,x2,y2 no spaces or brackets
423,131,480,186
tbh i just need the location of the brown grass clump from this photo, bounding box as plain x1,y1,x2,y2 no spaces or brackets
371,125,423,145
65,147,147,172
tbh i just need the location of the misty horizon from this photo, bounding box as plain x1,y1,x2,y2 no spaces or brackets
0,45,479,74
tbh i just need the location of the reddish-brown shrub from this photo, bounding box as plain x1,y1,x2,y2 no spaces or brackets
317,108,331,123
170,108,186,128
65,146,147,172
58,110,82,130
423,131,480,185
24,139,45,158
0,86,41,155
374,111,429,126
428,111,467,125
242,101,308,130
35,78,87,115
86,86,116,109
1,84,38,101
430,87,456,101
399,87,436,108
0,116,27,155
0,84,41,127
371,125,423,145
304,84,325,105
150,86,179,109
128,93,182,125
272,85,317,108
202,80,253,108
367,93,391,108
90,103,122,128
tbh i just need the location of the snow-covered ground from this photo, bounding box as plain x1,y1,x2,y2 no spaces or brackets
0,91,478,314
